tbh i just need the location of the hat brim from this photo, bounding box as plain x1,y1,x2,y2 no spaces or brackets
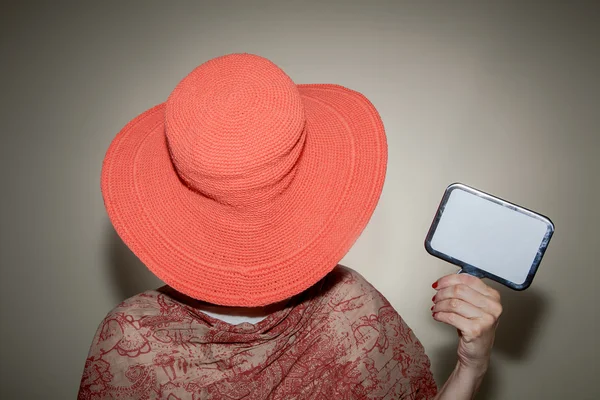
101,84,387,306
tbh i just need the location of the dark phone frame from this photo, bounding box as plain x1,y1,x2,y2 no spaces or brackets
424,183,555,290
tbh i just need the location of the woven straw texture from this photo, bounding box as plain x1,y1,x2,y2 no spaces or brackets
101,53,387,306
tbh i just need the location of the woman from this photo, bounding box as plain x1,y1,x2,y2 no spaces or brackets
79,53,501,399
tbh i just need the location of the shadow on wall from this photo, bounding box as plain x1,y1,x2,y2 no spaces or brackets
105,224,164,301
431,282,550,397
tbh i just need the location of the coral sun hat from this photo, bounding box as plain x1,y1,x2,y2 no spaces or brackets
101,53,387,307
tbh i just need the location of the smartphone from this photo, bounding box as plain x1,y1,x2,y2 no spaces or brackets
425,183,554,290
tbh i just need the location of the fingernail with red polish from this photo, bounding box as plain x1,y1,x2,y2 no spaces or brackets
432,282,438,289
432,295,436,302
430,305,434,311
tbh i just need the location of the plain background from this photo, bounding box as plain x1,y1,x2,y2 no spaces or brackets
1,1,598,399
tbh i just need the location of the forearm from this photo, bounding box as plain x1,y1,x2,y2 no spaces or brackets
433,362,487,400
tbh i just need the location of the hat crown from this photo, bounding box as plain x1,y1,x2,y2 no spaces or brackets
165,53,306,207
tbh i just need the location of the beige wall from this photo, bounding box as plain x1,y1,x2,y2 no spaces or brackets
1,1,598,398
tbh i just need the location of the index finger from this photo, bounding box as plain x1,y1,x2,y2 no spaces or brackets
433,273,499,299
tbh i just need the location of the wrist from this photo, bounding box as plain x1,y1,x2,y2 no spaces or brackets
455,360,488,382
433,361,489,400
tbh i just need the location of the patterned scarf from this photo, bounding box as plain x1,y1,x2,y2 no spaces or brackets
78,267,437,399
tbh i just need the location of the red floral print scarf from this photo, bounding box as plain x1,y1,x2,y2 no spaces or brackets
78,267,437,399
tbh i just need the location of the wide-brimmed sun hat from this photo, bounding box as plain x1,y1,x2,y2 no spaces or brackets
101,53,387,306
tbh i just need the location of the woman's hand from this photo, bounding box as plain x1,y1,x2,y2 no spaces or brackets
432,273,503,372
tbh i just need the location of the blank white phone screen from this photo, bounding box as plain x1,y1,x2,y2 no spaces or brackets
430,188,549,284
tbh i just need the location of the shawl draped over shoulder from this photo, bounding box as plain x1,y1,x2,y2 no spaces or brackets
78,267,437,399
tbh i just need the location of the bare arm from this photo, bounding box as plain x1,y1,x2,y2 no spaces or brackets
433,362,487,400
